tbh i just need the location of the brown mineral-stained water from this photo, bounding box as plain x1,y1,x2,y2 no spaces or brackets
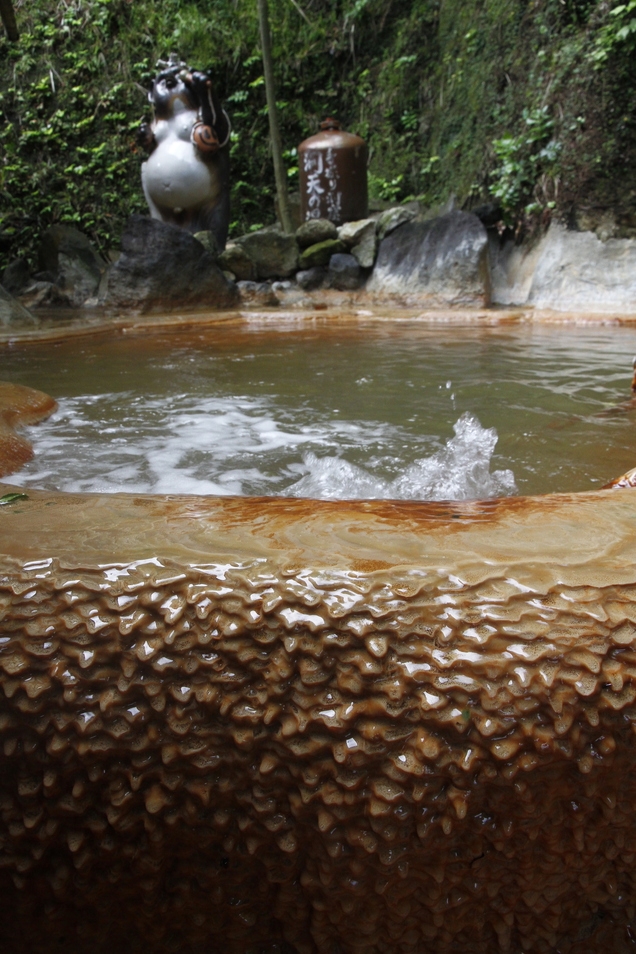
2,310,636,954
4,312,636,497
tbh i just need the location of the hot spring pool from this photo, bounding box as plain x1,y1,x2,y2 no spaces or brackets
3,315,636,498
3,309,636,954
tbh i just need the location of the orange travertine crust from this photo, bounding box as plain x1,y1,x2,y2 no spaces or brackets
0,382,57,478
2,484,636,952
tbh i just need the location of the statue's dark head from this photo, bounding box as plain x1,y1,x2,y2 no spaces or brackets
149,57,196,118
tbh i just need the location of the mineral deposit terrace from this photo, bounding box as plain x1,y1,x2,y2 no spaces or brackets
2,311,636,953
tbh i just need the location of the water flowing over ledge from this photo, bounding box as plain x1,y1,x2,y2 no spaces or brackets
2,485,636,952
3,310,636,953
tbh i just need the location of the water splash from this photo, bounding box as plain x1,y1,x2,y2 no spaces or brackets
11,393,515,501
288,413,517,500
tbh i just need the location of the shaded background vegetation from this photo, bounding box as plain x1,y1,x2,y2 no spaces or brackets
2,0,636,270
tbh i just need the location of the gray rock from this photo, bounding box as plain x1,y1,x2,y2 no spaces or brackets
368,211,490,305
218,244,256,282
18,281,71,309
237,281,279,307
328,253,364,291
296,267,327,291
376,206,417,241
105,215,238,312
235,229,298,280
338,218,376,247
352,237,377,269
2,259,31,296
299,239,346,270
347,220,378,268
38,224,104,307
488,233,543,307
491,222,636,312
0,284,38,326
295,218,338,249
193,230,220,257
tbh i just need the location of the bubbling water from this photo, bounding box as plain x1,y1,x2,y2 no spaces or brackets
10,391,515,500
4,318,636,498
287,413,516,500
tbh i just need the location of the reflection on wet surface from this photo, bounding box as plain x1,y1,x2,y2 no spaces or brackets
0,381,57,478
2,315,636,497
2,485,636,951
2,312,636,952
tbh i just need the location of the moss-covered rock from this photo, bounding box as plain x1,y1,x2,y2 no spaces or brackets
299,238,346,269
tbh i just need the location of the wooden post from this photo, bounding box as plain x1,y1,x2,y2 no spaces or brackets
0,0,19,41
257,0,294,234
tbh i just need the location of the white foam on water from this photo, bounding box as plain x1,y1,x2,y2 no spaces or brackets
287,413,517,500
12,393,516,501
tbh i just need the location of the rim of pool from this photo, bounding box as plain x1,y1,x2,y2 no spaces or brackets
4,305,636,953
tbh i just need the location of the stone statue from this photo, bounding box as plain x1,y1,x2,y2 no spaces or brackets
138,57,231,250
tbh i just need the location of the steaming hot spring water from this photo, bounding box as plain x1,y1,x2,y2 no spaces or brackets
4,316,636,499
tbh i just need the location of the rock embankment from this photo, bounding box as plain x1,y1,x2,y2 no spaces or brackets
490,222,636,313
3,204,636,320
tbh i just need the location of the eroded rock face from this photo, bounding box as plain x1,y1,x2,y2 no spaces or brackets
490,222,636,312
2,484,636,953
368,211,491,306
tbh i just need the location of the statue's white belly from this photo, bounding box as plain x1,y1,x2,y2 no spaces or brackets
142,137,214,211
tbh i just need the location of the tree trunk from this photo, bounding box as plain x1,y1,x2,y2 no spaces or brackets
0,0,19,41
257,0,293,234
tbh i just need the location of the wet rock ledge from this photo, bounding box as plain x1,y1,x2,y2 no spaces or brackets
2,474,636,952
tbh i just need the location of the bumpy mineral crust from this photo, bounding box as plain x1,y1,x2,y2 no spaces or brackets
2,485,636,954
0,382,57,478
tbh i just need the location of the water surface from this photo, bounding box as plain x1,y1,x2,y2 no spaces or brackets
3,317,636,499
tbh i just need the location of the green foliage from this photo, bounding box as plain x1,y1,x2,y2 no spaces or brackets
2,0,636,272
0,493,29,505
368,173,404,202
0,0,150,264
491,107,560,217
592,1,636,65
